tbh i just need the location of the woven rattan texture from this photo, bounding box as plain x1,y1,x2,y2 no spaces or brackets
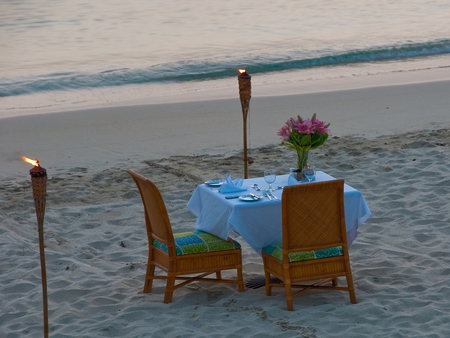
283,182,344,250
136,173,174,248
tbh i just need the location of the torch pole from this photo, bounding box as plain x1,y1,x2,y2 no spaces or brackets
30,164,49,338
238,70,252,179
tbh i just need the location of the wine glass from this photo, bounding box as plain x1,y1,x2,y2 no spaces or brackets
264,169,276,192
304,164,316,182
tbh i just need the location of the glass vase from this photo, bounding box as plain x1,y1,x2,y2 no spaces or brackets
296,149,310,170
293,149,310,181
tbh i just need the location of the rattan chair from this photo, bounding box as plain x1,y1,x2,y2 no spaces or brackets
127,170,244,303
262,179,357,311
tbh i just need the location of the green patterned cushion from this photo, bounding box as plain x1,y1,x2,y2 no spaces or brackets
262,242,343,263
153,230,241,256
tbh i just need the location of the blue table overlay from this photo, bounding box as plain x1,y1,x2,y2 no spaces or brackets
187,172,371,255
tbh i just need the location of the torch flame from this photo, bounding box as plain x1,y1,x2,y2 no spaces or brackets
238,69,246,74
22,156,39,167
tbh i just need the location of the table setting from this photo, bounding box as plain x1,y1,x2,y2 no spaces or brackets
188,170,372,255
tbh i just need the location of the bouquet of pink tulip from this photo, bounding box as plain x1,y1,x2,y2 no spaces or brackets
276,113,330,170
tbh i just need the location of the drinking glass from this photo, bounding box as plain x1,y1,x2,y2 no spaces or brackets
304,164,316,182
264,169,276,191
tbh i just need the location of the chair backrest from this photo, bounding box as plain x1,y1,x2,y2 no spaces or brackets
127,170,175,253
281,180,347,255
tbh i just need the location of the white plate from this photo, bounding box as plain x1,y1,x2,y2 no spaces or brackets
205,179,225,187
239,194,261,202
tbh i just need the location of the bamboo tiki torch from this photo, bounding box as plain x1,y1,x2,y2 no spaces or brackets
22,156,49,338
238,69,251,178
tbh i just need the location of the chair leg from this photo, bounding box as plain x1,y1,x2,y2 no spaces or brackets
346,273,357,304
216,271,222,279
264,271,272,296
332,277,339,287
349,289,357,304
237,267,244,292
164,274,176,304
285,280,294,311
143,263,155,293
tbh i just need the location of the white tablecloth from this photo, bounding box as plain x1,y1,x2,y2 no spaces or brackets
187,172,371,255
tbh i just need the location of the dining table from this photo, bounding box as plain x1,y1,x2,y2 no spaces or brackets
187,171,372,255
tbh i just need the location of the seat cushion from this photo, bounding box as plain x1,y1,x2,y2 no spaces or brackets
153,230,241,256
262,242,343,263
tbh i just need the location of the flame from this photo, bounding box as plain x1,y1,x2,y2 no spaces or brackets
22,156,39,167
238,68,246,74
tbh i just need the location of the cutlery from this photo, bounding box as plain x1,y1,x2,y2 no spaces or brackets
226,193,261,200
264,192,273,200
252,184,261,191
269,192,278,200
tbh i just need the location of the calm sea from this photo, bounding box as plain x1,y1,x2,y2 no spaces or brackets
1,0,450,116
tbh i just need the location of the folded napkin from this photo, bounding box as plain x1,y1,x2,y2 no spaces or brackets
218,175,248,194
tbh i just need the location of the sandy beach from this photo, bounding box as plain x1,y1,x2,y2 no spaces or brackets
1,70,450,337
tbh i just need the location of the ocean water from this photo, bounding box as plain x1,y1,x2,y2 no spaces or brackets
1,0,450,116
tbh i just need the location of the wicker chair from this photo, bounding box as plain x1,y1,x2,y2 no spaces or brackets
262,179,357,311
127,170,244,303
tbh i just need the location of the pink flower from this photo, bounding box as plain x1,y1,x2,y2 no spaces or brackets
294,119,313,134
286,118,295,129
276,124,291,141
312,119,330,134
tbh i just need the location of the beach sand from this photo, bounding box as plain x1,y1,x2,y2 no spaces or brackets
1,70,450,337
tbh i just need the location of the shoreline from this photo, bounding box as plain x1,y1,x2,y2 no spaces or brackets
2,59,450,119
